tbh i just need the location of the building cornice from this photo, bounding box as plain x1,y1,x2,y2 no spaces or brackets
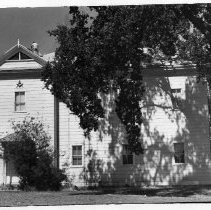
0,68,42,80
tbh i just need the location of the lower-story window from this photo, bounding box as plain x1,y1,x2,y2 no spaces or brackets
122,144,133,165
72,145,82,166
174,142,185,163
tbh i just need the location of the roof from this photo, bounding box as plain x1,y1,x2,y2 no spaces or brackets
0,42,209,77
0,42,47,71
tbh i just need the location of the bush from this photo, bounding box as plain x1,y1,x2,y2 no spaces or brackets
2,117,67,191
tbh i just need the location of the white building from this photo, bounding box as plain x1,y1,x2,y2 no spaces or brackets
0,42,210,187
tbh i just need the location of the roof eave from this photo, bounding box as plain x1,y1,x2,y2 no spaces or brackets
0,44,47,67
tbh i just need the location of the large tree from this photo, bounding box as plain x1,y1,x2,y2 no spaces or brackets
42,5,209,154
177,4,211,137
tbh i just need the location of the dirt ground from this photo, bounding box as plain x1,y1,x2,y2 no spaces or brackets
1,186,211,206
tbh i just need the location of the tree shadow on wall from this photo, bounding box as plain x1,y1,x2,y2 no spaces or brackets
81,75,211,195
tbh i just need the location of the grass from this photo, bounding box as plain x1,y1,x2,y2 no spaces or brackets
1,185,211,206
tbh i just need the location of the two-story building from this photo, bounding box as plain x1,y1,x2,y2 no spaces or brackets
0,41,210,187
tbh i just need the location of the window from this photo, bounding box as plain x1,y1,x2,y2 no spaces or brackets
174,142,185,163
122,145,133,165
20,52,31,60
171,88,182,109
15,91,25,111
72,145,82,166
9,53,19,60
171,88,181,95
8,52,31,61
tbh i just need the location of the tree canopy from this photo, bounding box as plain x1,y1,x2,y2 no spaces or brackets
42,5,211,154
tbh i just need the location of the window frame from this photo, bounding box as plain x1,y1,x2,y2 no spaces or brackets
173,142,185,164
171,88,183,110
72,145,83,167
7,52,33,61
122,144,134,165
14,91,26,112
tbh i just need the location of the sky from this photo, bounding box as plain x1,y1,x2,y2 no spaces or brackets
0,0,202,57
0,7,69,56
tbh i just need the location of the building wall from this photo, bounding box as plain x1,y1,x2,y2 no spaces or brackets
139,75,210,185
59,74,211,186
58,102,86,186
0,71,210,187
0,77,55,185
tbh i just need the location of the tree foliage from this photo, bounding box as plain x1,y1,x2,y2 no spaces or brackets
2,117,66,191
42,5,211,154
42,5,188,154
175,4,211,130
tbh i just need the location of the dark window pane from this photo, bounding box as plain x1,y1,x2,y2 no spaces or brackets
171,88,181,94
77,157,82,165
127,155,133,164
123,145,132,155
72,146,82,156
72,147,77,156
123,145,133,165
8,53,19,60
76,146,82,155
174,153,185,163
72,157,78,165
72,157,82,165
174,143,185,163
123,155,127,164
20,52,31,60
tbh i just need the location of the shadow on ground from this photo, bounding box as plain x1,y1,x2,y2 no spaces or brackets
68,185,211,197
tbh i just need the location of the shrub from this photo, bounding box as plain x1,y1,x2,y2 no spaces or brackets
2,117,67,191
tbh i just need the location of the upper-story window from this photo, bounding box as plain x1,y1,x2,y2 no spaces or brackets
15,91,25,112
169,77,186,110
171,88,181,95
8,52,31,61
171,88,182,109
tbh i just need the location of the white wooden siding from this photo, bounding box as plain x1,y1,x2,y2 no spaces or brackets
0,71,210,187
0,78,55,185
0,61,42,70
58,74,211,186
58,102,86,186
0,79,54,141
